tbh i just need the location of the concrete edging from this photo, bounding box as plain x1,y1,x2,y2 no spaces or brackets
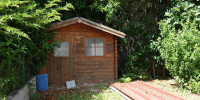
6,76,36,100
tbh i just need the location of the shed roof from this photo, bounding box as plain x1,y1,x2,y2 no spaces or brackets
47,17,125,38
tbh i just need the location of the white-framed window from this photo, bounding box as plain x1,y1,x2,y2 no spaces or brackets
54,42,69,57
86,38,104,56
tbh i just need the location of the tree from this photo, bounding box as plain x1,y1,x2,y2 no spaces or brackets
108,0,171,79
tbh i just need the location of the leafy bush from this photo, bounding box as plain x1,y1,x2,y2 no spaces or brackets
0,0,73,99
157,0,200,93
119,77,132,83
120,62,151,81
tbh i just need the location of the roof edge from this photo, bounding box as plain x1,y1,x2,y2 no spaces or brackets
47,17,126,38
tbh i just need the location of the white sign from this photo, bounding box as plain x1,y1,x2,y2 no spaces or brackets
66,80,76,89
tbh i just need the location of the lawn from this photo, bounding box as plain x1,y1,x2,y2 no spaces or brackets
31,83,122,100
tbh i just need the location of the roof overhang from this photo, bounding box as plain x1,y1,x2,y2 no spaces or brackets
47,17,126,38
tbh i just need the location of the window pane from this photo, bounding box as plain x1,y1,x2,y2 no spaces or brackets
96,47,104,56
62,42,69,49
54,48,61,56
95,38,104,46
62,49,69,56
86,38,94,47
86,47,95,56
54,42,69,57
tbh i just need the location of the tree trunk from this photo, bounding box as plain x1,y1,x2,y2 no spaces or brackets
162,65,166,77
153,64,156,77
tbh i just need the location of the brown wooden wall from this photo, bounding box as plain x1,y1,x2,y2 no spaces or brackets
42,23,118,86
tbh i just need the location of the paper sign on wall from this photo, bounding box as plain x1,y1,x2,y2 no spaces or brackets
66,80,76,89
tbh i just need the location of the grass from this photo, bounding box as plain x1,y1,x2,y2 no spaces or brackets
144,79,200,100
32,83,122,100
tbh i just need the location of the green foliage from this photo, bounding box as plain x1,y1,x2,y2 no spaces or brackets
0,36,25,99
0,0,73,99
31,92,40,100
111,0,170,79
119,77,132,83
157,0,200,93
56,0,170,80
64,0,169,80
58,0,110,23
94,83,107,89
35,0,120,24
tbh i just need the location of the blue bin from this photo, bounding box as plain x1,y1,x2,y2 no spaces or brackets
36,74,48,91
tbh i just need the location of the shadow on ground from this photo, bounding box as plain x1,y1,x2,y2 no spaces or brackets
31,83,122,100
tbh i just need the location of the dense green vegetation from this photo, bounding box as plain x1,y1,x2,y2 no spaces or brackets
111,0,170,80
58,0,171,79
0,0,73,99
1,0,200,99
156,0,200,93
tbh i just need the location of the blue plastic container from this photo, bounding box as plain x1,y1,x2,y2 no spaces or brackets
36,74,48,91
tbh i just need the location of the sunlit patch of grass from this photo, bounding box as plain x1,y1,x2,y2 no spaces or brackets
91,89,122,100
94,83,107,89
60,84,121,100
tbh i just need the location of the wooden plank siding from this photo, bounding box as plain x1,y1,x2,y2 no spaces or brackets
43,23,117,87
114,36,118,80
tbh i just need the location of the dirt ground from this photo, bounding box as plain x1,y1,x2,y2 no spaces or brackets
142,79,200,100
32,79,200,100
32,83,122,100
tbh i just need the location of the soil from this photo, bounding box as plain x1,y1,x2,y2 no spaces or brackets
32,83,122,100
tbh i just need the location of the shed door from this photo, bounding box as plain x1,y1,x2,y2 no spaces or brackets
48,35,74,86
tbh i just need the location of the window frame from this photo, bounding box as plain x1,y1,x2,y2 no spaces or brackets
85,37,105,57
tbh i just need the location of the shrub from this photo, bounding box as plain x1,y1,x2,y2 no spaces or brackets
119,77,132,83
0,0,73,99
157,0,200,93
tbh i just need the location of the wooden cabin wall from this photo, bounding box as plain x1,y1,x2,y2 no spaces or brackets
44,23,117,86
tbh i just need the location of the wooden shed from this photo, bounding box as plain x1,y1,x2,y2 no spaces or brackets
41,17,125,87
